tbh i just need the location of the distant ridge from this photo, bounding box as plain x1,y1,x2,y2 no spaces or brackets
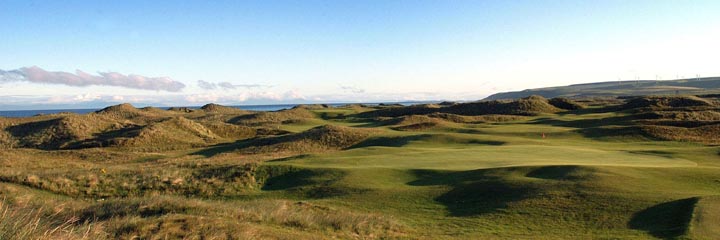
484,77,720,100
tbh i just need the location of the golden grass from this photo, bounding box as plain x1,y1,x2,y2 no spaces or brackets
0,199,104,240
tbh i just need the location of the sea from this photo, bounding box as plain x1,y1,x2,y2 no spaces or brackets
0,102,434,118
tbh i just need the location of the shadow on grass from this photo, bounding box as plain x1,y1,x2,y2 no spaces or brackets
349,134,505,149
531,114,650,140
68,125,144,149
407,168,537,217
626,150,676,159
557,105,622,115
628,197,699,239
192,139,257,157
258,165,361,199
525,165,593,181
531,114,637,129
192,142,239,158
349,134,434,148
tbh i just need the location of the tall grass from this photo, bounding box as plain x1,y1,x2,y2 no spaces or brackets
0,200,104,240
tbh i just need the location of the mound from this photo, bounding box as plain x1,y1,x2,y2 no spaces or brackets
241,125,373,153
167,107,195,113
95,103,145,119
445,95,560,116
428,113,526,123
378,103,404,107
623,96,713,109
118,117,221,150
412,103,441,108
389,115,445,131
293,104,332,109
638,110,720,121
230,108,315,126
200,103,249,114
5,114,116,149
360,96,560,118
140,106,167,113
509,95,562,113
356,105,437,118
438,101,457,106
391,115,440,125
427,113,480,123
198,121,256,139
548,97,585,110
640,123,720,144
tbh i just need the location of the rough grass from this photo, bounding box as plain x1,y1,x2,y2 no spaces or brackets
230,108,315,126
2,101,720,239
358,95,560,118
641,124,720,144
428,113,526,123
240,125,374,153
548,97,586,110
691,196,720,239
0,199,103,240
623,95,714,109
116,116,221,151
200,103,251,114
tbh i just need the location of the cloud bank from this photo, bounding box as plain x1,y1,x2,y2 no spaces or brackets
197,80,270,90
340,85,366,94
0,66,185,92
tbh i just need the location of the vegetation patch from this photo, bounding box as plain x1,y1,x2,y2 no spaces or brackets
239,125,374,153
548,97,586,110
622,95,714,109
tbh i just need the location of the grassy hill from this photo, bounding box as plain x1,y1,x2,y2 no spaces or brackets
1,97,720,239
485,77,720,100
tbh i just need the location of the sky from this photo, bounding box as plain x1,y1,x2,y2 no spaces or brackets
1,0,720,110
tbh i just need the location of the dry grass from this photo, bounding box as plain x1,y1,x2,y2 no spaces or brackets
623,95,714,109
230,108,315,126
640,124,720,144
0,199,105,240
200,103,251,114
241,125,374,153
691,196,720,239
548,97,585,110
428,113,526,123
116,116,221,151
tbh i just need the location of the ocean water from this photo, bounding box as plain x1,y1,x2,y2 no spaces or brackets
0,102,432,118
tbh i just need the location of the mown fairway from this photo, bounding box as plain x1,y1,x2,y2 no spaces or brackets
1,97,719,239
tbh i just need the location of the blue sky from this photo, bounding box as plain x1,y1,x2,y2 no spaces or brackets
1,0,720,109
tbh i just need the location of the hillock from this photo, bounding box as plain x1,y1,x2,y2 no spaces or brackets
5,114,116,149
359,96,559,118
622,96,714,110
95,103,146,119
548,97,585,110
389,115,446,131
230,108,315,126
201,103,249,114
116,117,221,151
239,125,373,153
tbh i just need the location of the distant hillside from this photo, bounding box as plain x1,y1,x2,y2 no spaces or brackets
485,77,720,100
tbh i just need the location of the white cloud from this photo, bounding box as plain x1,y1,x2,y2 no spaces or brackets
0,66,186,92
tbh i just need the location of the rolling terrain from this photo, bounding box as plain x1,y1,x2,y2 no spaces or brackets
485,77,720,100
1,95,720,239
